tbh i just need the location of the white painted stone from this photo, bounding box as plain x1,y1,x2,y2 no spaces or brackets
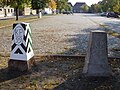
40,12,42,18
38,12,42,18
83,30,112,77
10,22,34,61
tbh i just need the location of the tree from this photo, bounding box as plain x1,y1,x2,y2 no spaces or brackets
49,0,57,14
90,4,101,13
90,0,120,13
112,0,120,13
31,0,50,17
56,0,69,13
0,0,7,7
64,4,72,11
81,4,89,12
7,0,31,20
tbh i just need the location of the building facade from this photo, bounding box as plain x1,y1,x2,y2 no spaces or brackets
18,7,37,16
73,2,86,13
0,6,14,17
0,6,53,18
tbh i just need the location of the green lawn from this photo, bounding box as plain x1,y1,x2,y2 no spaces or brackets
0,15,44,28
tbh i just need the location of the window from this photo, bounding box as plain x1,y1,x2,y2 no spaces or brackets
11,9,13,12
0,9,2,11
8,9,10,13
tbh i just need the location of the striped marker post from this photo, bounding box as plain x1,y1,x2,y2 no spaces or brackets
8,22,35,71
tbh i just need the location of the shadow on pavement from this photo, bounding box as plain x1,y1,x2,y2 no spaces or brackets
0,67,28,83
0,55,119,89
53,74,116,90
63,27,104,55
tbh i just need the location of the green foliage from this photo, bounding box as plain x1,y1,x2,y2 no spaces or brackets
0,0,7,7
81,4,89,12
64,4,72,11
90,4,101,13
90,0,120,13
56,0,69,13
31,0,50,10
113,2,120,13
7,0,31,20
7,0,31,8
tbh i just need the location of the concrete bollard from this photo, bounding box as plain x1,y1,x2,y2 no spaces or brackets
40,11,42,18
38,11,42,18
8,22,35,71
83,30,112,77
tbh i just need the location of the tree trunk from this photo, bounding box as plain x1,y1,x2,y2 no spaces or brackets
37,9,40,18
56,0,59,14
15,7,19,21
52,9,54,14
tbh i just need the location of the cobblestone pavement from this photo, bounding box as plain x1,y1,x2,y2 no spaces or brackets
0,14,120,57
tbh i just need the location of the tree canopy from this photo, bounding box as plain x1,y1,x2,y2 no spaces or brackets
31,0,50,10
90,0,120,13
0,0,7,7
7,0,31,20
56,0,69,13
49,0,57,11
81,4,89,12
0,0,70,19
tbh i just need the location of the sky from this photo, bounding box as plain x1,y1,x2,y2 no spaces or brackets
68,0,102,6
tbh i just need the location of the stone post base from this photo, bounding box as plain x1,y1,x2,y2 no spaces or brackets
8,57,35,71
83,30,112,77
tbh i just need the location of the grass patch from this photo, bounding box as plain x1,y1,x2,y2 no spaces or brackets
107,31,120,38
100,24,120,38
0,15,40,28
100,24,109,27
0,14,55,28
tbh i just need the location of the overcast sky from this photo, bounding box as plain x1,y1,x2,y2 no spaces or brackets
68,0,102,6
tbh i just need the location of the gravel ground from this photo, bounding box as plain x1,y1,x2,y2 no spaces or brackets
0,14,120,57
0,14,120,90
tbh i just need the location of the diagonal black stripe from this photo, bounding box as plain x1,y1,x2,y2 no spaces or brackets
13,23,17,29
21,23,26,30
14,48,23,54
12,43,16,51
21,43,27,52
12,35,14,40
26,39,32,53
28,48,31,53
24,29,29,42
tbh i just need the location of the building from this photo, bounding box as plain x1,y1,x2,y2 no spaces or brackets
16,7,37,16
0,6,52,18
73,2,86,13
0,6,14,17
44,8,53,14
19,7,52,16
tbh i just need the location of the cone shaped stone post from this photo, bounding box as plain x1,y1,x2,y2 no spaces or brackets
83,30,112,77
8,22,35,71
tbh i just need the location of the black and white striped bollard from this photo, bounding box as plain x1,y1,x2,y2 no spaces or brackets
8,22,35,71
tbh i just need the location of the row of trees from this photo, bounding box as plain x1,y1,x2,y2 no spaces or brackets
0,0,71,20
90,0,120,13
